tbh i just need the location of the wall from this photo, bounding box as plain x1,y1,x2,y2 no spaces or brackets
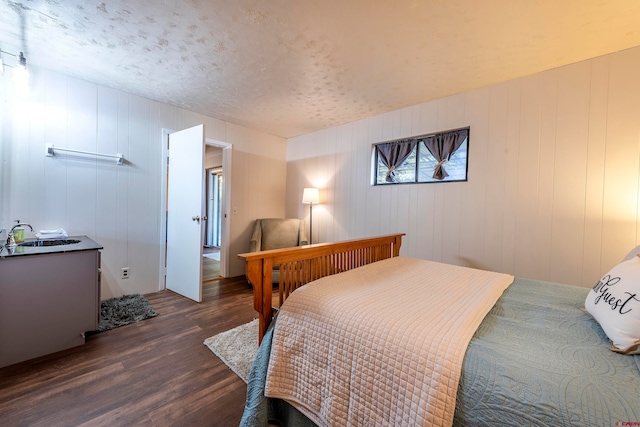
1,67,287,299
205,145,223,170
287,46,640,288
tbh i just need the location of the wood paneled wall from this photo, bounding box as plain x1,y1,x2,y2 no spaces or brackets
1,68,287,299
287,46,640,288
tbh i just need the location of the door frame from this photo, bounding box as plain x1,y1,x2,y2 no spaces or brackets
159,128,232,290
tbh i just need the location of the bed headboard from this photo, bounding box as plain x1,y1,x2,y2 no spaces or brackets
238,233,405,342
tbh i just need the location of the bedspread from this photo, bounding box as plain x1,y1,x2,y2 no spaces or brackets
453,278,640,426
264,256,514,427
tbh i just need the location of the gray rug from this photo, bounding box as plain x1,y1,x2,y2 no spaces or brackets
96,294,158,332
204,319,259,383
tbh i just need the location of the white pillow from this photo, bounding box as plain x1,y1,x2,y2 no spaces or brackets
621,245,640,263
584,256,640,354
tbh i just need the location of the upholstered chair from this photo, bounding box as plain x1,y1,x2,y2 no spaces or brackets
248,218,309,285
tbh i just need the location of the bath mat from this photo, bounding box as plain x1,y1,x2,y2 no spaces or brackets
203,252,220,261
96,294,158,332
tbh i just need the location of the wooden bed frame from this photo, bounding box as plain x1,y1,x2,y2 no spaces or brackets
238,233,404,342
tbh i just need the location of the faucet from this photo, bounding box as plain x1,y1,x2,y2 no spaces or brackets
6,222,34,246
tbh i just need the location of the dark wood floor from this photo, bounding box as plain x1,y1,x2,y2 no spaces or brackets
203,247,220,282
0,276,256,427
203,258,220,282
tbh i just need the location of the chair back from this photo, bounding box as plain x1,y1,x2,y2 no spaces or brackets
249,218,309,253
259,218,306,250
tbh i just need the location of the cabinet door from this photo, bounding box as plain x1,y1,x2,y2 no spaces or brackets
0,250,99,368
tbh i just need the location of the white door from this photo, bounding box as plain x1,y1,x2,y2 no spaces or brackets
166,125,205,302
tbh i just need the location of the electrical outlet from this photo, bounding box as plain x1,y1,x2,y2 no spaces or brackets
121,267,130,279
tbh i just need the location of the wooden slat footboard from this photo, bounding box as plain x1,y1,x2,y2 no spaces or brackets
237,233,404,342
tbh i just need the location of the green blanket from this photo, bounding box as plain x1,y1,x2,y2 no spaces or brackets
454,278,640,426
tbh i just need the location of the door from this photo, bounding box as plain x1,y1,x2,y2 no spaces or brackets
211,171,222,247
166,125,205,302
205,169,222,247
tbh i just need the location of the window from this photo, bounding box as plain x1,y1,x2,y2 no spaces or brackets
373,128,469,185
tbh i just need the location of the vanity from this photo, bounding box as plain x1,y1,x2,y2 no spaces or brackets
0,235,102,368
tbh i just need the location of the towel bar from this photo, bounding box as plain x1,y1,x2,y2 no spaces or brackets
46,144,124,165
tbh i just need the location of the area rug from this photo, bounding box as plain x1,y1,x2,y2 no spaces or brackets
204,319,259,383
203,252,220,261
96,294,158,332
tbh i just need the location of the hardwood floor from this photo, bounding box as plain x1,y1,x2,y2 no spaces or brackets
0,276,256,427
203,247,220,282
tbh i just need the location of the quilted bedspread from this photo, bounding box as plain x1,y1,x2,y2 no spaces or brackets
264,256,514,427
453,277,640,426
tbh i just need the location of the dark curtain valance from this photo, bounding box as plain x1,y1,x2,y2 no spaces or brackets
422,129,468,180
376,139,418,182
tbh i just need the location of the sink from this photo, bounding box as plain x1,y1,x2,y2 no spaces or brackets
18,239,81,247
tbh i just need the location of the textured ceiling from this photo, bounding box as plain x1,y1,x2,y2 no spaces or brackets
1,1,640,138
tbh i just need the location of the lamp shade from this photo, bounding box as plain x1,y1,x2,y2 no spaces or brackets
302,187,319,204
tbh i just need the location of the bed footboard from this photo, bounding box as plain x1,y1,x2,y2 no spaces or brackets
237,234,404,342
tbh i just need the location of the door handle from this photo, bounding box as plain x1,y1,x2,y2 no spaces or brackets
192,216,201,223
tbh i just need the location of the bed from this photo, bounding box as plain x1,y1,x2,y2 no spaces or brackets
237,235,640,426
238,234,404,343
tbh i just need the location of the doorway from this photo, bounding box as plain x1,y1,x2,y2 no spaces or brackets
159,128,232,293
203,155,223,281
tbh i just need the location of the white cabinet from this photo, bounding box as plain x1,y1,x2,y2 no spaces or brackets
0,249,100,368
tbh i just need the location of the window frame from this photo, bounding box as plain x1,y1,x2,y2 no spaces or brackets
371,127,470,186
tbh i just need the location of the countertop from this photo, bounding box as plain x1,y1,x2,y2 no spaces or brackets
0,235,103,258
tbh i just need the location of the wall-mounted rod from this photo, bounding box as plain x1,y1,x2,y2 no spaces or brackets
46,144,124,165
